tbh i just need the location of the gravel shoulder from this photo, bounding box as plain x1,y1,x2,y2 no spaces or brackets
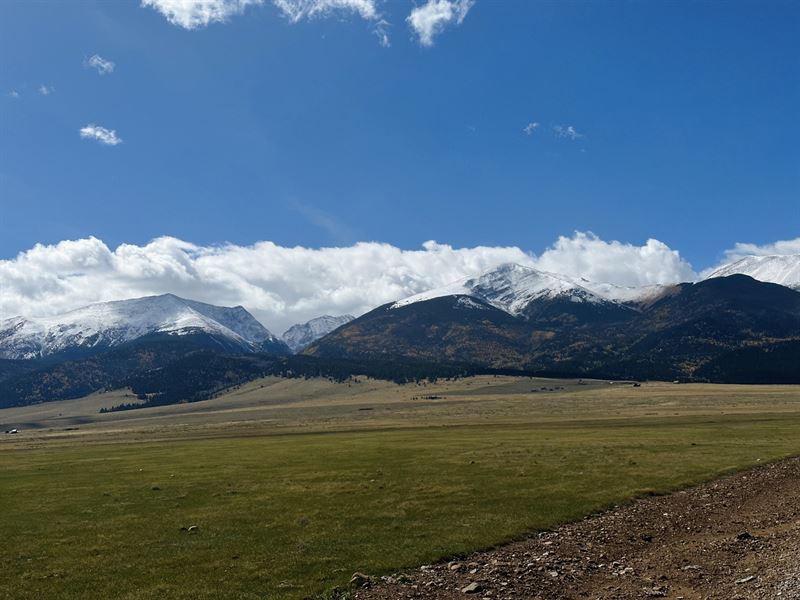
354,456,800,599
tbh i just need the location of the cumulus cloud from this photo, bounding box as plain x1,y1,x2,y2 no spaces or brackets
720,237,800,263
0,233,703,332
407,0,473,47
38,84,54,96
79,124,123,146
523,122,539,136
532,232,697,288
85,54,115,75
141,0,264,29
553,124,583,140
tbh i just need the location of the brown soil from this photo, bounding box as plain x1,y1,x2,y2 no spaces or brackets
353,457,800,599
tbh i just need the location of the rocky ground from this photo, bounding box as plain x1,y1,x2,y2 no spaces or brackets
351,457,800,599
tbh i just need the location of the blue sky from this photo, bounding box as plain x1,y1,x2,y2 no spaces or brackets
1,0,798,271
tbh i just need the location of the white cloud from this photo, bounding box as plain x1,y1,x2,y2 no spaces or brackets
0,233,703,333
8,90,19,98
142,0,384,34
79,124,123,146
553,125,583,140
85,54,115,75
38,84,54,96
407,0,474,47
373,18,390,47
720,237,800,263
273,0,378,22
523,122,539,136
274,0,388,46
141,0,264,29
532,232,697,288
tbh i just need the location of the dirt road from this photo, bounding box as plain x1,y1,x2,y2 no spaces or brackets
354,457,800,599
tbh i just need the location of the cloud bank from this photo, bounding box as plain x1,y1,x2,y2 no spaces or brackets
721,237,800,263
534,232,696,288
1,233,703,332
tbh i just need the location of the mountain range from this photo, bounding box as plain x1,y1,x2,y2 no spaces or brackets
0,293,289,360
1,253,799,408
306,257,800,383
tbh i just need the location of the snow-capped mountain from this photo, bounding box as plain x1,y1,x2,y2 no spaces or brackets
282,314,355,353
392,264,603,314
705,254,800,290
0,294,287,360
391,263,649,317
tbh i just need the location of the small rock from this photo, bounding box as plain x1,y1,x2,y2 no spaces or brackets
735,575,757,584
187,525,198,532
461,582,482,594
349,572,371,588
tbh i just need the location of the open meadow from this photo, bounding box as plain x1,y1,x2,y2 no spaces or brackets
2,376,800,599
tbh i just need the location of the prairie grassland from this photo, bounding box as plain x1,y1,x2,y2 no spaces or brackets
1,377,800,599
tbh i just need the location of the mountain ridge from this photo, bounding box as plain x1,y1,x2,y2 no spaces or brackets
706,254,800,289
0,294,289,360
281,314,355,353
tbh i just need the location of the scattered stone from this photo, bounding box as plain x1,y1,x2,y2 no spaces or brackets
735,575,757,584
350,572,372,588
461,582,482,594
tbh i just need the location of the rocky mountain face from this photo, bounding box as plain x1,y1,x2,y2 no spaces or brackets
281,315,355,353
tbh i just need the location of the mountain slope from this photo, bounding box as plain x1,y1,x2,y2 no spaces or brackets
0,294,289,360
706,254,800,289
600,275,800,380
281,315,355,353
307,295,534,368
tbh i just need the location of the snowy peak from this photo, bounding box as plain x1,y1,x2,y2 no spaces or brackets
0,294,285,360
706,254,800,290
282,314,355,353
392,263,622,316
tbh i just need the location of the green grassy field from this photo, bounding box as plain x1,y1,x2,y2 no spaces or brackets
2,378,800,599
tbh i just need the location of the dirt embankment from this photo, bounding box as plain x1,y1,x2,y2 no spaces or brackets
354,457,800,599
